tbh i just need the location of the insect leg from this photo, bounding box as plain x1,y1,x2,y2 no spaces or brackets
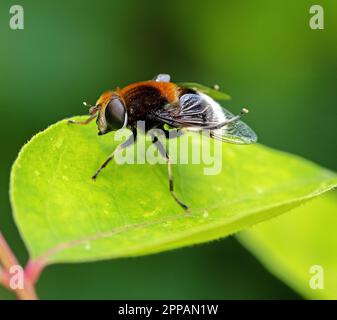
68,113,97,125
92,129,137,180
151,135,189,210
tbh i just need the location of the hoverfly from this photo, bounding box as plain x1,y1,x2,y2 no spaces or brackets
69,74,257,210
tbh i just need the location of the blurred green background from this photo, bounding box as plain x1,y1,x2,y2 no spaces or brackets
0,0,336,299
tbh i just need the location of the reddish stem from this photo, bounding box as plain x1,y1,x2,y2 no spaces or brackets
0,233,19,269
0,231,40,300
24,259,46,285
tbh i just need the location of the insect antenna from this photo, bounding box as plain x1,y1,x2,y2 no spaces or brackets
83,101,93,108
83,101,100,115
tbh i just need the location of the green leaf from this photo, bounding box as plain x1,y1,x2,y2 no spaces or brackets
10,117,337,264
237,191,337,299
177,82,231,100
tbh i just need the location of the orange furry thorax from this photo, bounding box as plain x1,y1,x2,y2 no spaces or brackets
96,81,180,111
118,81,179,104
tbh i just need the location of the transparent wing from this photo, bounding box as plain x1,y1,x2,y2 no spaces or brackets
210,108,258,144
152,92,257,145
153,93,216,127
153,74,171,82
199,92,257,144
177,82,231,101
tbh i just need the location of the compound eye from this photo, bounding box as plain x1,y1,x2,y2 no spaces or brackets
105,98,127,130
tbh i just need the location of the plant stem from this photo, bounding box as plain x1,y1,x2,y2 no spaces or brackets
0,232,18,269
0,231,39,300
25,259,46,285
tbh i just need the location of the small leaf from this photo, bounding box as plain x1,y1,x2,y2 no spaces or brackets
237,192,337,299
177,82,231,100
10,117,337,264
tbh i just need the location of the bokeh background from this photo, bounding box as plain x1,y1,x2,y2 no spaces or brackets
0,0,336,299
